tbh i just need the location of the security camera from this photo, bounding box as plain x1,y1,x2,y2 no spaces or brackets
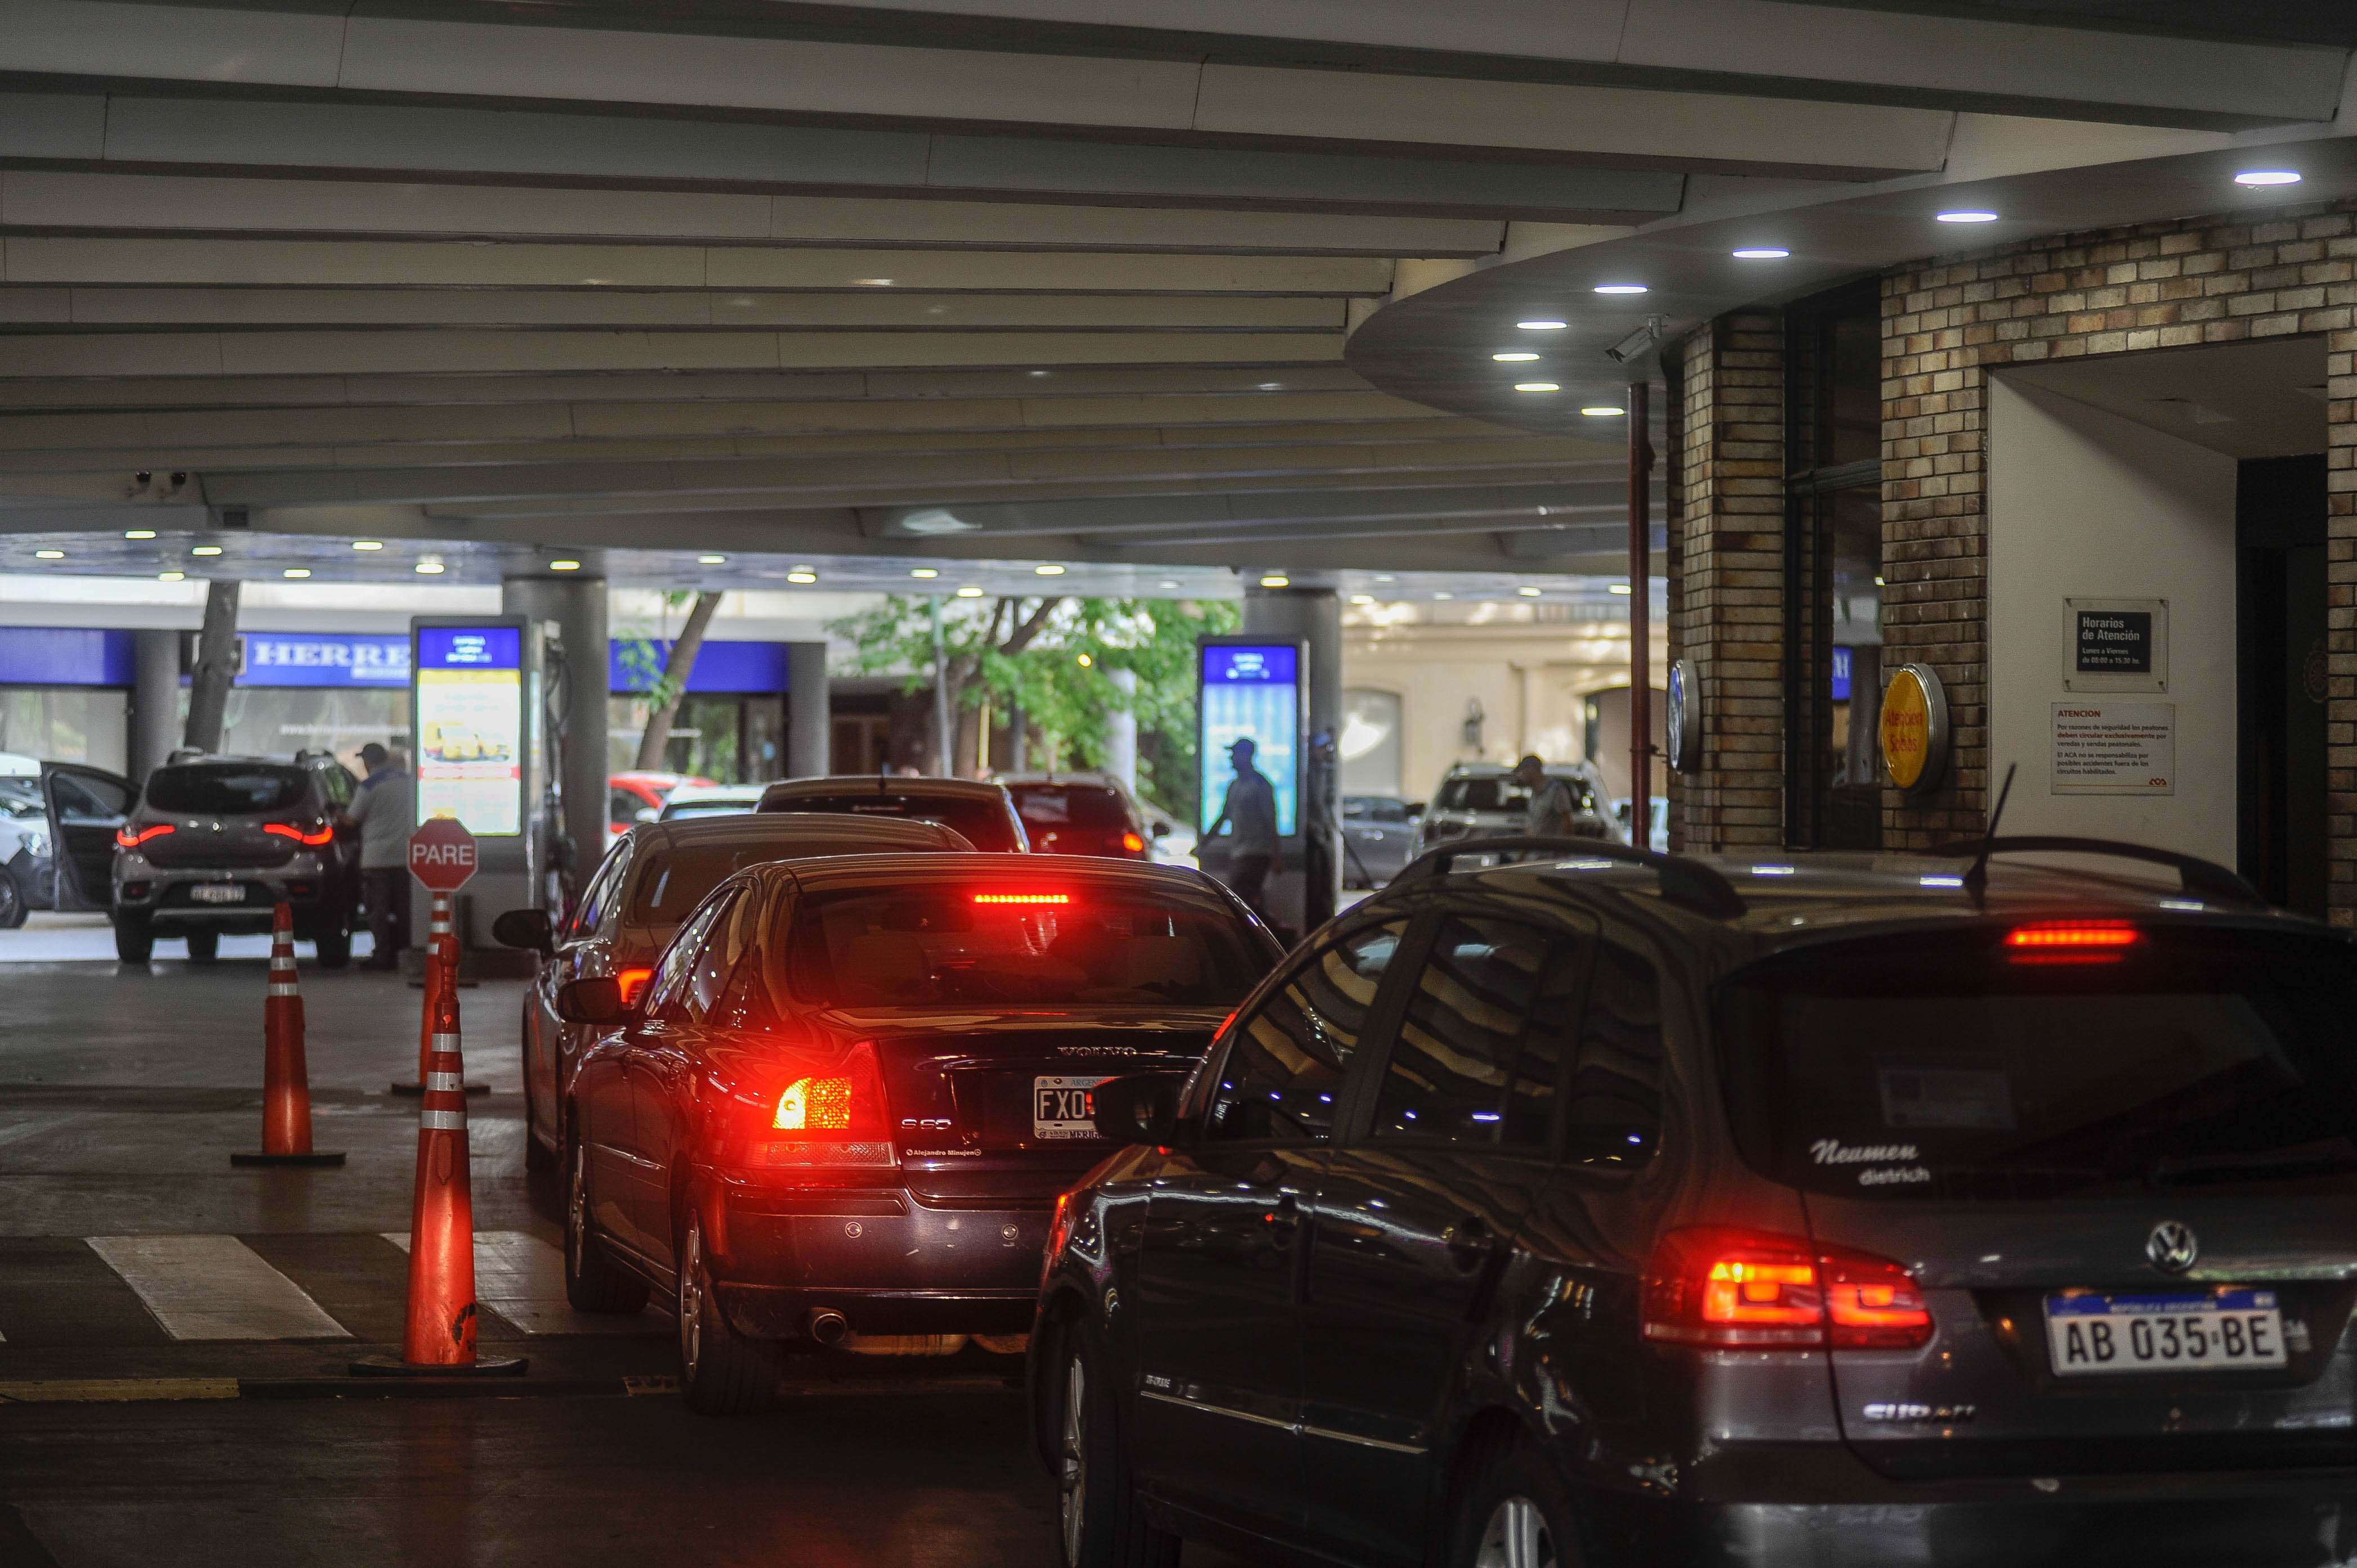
1605,317,1665,365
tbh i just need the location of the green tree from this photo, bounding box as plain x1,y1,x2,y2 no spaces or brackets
828,593,1235,815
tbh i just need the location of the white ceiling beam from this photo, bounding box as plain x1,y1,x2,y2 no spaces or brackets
0,172,1506,257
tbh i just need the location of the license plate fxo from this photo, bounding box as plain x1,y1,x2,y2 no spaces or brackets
189,884,246,905
1033,1076,1112,1141
2044,1288,2286,1375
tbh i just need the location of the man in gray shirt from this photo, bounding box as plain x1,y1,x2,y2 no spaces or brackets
1202,737,1279,921
343,743,414,970
1515,753,1582,839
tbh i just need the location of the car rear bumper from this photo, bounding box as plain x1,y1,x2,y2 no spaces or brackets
115,868,341,928
717,1283,1035,1339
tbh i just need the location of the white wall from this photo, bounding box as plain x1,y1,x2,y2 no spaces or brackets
1987,376,2237,863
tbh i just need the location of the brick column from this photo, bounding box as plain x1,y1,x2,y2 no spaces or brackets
1669,312,1785,850
2330,326,2357,924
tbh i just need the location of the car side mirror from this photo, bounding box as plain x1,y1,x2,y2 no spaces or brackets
492,907,555,956
1092,1074,1190,1147
1406,802,1426,817
556,975,631,1025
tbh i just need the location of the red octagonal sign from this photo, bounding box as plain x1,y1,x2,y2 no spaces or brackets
408,817,479,892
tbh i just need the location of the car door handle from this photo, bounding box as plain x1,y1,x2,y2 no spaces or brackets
1443,1214,1498,1271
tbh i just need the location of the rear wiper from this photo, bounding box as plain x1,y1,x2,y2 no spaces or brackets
2146,1146,2357,1185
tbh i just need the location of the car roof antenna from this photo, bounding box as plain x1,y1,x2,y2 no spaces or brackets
1962,762,2018,905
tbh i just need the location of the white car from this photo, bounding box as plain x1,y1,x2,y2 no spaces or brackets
657,783,769,821
0,768,48,928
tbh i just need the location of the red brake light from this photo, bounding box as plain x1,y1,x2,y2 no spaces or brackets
615,967,653,1007
1121,833,1146,854
974,892,1069,905
2005,921,2140,965
775,1075,854,1131
116,824,173,848
263,822,336,846
1643,1227,1931,1351
760,1042,891,1168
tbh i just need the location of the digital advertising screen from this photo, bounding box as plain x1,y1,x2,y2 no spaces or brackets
414,625,524,837
1198,642,1300,838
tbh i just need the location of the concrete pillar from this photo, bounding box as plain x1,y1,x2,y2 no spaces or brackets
183,580,240,752
131,629,180,785
1105,668,1137,794
1243,586,1342,933
785,641,829,779
502,574,609,879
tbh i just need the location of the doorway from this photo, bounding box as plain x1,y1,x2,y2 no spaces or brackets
2239,455,2327,916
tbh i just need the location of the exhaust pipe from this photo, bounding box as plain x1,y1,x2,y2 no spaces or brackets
807,1308,849,1346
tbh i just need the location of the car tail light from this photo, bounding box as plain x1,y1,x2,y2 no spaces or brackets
1643,1227,1931,1350
1121,832,1145,854
2005,920,2139,965
761,1042,891,1168
614,967,653,1007
116,824,172,848
263,822,335,846
1043,1191,1075,1288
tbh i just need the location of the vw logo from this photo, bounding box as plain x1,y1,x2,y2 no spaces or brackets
2146,1220,2198,1275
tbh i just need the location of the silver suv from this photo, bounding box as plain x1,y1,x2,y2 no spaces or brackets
1414,760,1620,856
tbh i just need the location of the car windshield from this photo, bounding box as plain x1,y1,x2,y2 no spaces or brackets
1345,796,1413,823
784,881,1261,1009
1718,928,2357,1200
1433,775,1592,814
766,793,1022,852
144,763,309,815
1006,784,1128,829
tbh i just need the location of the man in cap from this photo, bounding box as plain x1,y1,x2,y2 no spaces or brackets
343,742,414,970
1202,736,1278,921
1515,753,1583,840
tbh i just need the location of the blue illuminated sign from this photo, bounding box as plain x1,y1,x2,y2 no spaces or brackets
1198,642,1301,838
1202,645,1298,686
418,626,520,671
239,633,409,687
1832,645,1852,702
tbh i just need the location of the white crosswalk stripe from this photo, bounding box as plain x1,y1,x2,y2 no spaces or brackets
382,1231,670,1335
86,1236,350,1341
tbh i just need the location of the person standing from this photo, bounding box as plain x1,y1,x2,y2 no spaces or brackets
1515,753,1582,839
1202,737,1278,921
344,743,414,971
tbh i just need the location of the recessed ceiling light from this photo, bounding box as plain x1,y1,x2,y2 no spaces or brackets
1517,586,1543,597
1034,564,1066,576
157,570,185,582
2235,170,2301,186
910,567,939,578
125,529,157,540
852,278,894,287
1936,210,2000,224
34,549,64,560
956,585,985,597
416,560,446,575
1158,579,1181,589
1350,594,1374,605
1492,351,1541,362
1028,370,1051,378
351,540,383,551
1593,284,1648,295
1609,583,1633,595
548,560,581,571
190,545,223,556
1517,320,1567,331
1732,247,1790,260
698,553,726,565
1581,405,1625,417
785,569,819,584
1515,382,1560,393
283,567,311,578
1257,381,1284,391
1260,574,1289,588
1374,574,1396,583
1432,591,1453,601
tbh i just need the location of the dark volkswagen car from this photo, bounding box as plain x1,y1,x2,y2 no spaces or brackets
1034,836,2357,1568
555,853,1280,1413
999,772,1158,861
757,775,1029,852
493,812,972,1173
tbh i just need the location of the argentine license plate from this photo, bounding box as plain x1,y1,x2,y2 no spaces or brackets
2044,1288,2285,1375
190,884,245,905
1033,1075,1112,1141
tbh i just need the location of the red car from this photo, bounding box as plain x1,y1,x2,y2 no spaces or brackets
609,771,715,838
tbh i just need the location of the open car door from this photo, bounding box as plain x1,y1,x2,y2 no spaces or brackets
41,762,135,913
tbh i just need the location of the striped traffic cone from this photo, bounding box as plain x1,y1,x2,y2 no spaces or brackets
391,892,484,1096
231,903,345,1168
351,982,523,1377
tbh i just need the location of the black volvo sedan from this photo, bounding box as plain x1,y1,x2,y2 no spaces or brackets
555,852,1279,1413
1033,836,2357,1568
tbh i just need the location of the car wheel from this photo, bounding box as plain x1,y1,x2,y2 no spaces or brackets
113,914,154,963
313,919,351,970
1055,1318,1180,1568
185,928,219,964
676,1207,782,1415
562,1131,649,1314
0,868,26,930
1449,1439,1581,1568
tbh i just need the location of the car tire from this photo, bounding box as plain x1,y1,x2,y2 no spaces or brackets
113,914,154,963
184,928,219,964
1448,1436,1582,1568
562,1130,650,1315
521,1015,556,1174
1053,1317,1180,1568
0,867,26,930
676,1207,782,1415
313,919,351,970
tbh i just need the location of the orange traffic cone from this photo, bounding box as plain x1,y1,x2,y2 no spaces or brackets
390,892,484,1097
232,903,345,1168
351,982,524,1378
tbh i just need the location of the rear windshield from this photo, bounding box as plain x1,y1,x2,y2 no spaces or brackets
784,882,1261,1009
1435,775,1593,814
660,801,756,821
1007,785,1128,829
145,764,309,815
765,794,1023,852
1719,928,2357,1201
631,839,863,925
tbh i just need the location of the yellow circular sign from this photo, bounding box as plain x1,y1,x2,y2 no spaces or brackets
1878,664,1946,794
